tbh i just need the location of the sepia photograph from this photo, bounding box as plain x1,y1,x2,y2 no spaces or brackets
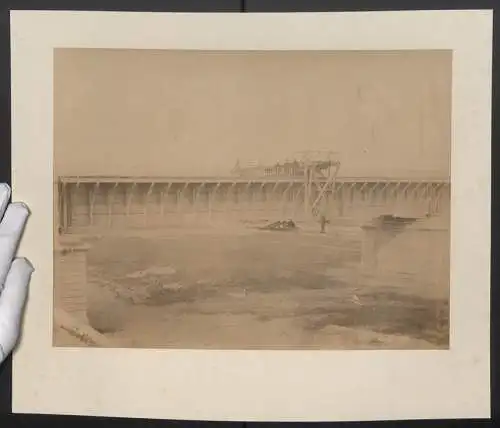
53,48,451,350
11,10,491,421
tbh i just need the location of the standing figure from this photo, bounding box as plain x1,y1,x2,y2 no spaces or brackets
320,214,327,234
319,198,329,234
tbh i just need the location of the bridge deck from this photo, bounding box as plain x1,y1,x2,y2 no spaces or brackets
58,175,451,185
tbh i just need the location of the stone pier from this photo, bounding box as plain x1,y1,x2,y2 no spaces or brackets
54,236,90,324
361,215,450,287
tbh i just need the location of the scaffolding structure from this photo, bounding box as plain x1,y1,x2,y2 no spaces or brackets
297,151,341,220
231,150,341,220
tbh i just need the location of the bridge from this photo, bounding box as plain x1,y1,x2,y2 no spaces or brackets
55,175,451,233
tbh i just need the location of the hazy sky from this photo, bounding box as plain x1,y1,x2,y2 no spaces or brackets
54,49,451,178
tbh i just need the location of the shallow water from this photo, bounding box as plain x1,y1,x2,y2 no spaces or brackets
79,225,449,349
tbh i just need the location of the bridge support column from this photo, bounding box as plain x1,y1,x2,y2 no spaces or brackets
281,182,292,217
225,183,236,218
88,182,99,227
107,183,118,228
259,183,266,214
57,182,71,234
429,184,443,215
144,183,155,226
160,183,171,217
194,183,206,220
248,183,254,211
290,186,299,217
191,185,197,214
304,170,311,220
54,236,90,324
208,183,221,222
61,183,68,232
368,182,378,204
177,183,189,220
427,185,435,215
125,183,136,217
435,185,443,213
244,182,253,213
335,183,343,216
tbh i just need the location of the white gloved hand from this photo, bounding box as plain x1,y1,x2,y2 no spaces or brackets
0,184,33,364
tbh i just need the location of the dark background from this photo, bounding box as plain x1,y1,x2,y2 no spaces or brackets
0,1,497,427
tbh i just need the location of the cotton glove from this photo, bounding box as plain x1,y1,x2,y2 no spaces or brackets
0,184,33,364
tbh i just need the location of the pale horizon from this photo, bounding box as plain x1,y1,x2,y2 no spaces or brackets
54,49,452,179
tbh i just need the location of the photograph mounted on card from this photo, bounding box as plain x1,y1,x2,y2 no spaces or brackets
10,10,491,422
